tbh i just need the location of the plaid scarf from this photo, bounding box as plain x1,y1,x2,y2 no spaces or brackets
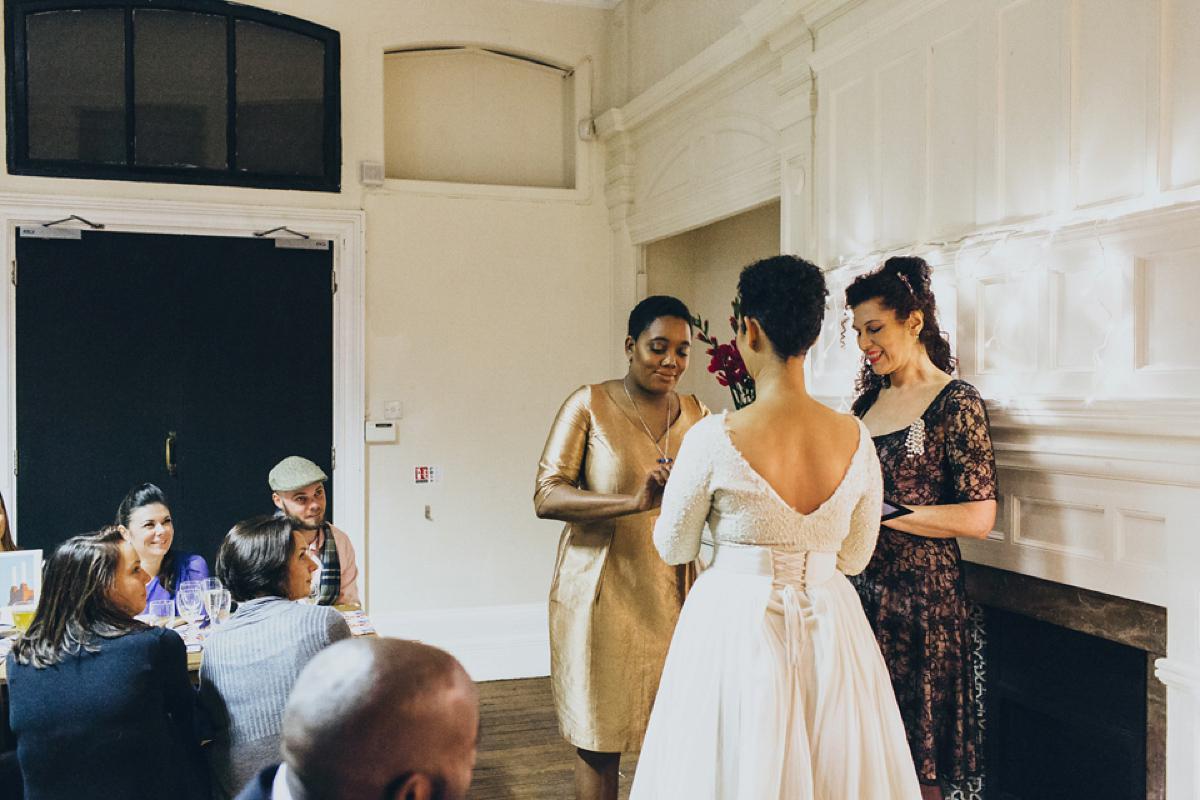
311,525,342,606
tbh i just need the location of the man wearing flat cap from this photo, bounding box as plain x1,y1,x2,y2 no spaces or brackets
269,456,360,606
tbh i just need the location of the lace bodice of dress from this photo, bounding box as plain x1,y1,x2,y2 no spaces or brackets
653,413,884,576
865,379,997,507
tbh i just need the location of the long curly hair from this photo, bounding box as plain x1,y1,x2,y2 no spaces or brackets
845,256,955,416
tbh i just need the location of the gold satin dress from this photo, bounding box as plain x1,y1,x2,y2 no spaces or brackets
535,384,708,752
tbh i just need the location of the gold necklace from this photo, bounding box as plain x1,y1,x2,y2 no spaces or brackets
623,375,673,464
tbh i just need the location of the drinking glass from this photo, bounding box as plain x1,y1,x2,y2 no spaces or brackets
11,602,36,632
149,598,175,627
213,589,232,624
175,581,204,642
202,578,224,627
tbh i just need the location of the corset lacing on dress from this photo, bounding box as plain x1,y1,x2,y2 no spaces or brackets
709,543,839,666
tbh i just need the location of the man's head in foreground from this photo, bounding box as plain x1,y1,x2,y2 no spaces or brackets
281,637,479,800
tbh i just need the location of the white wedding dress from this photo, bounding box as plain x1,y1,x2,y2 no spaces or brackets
629,414,922,800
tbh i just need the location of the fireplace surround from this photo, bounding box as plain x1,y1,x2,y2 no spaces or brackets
965,564,1166,800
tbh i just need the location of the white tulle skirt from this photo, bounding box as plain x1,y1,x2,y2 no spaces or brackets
629,543,922,800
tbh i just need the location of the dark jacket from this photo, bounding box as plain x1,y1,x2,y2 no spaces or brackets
5,626,208,800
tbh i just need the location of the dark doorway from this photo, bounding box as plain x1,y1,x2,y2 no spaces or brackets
15,229,334,566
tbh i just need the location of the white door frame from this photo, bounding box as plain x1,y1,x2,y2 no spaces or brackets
0,192,367,594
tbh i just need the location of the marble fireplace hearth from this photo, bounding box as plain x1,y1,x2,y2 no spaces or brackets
965,563,1167,800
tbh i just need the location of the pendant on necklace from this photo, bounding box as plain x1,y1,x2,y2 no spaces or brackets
623,377,673,464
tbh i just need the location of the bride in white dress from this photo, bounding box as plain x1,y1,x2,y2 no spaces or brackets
630,256,922,800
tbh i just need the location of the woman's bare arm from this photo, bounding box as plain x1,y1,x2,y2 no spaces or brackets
884,498,996,540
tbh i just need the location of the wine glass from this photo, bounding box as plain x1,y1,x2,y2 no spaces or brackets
175,581,204,642
202,578,224,627
213,589,232,624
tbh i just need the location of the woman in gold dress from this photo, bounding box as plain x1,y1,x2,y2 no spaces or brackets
535,295,709,800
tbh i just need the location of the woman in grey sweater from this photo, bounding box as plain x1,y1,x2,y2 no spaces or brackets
199,515,352,799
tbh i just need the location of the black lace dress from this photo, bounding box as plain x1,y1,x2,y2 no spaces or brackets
849,379,997,785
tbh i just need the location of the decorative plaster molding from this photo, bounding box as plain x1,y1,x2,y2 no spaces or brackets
993,448,1200,489
823,189,1200,272
641,114,779,201
797,0,874,32
987,397,1200,441
807,0,955,72
741,0,813,53
599,23,763,135
1156,658,1200,695
626,159,780,244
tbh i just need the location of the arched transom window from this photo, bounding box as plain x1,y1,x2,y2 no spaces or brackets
5,0,340,191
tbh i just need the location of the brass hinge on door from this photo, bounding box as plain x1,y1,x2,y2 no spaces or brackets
10,260,15,287
331,270,338,295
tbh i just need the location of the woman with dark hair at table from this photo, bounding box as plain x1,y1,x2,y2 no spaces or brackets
116,482,209,613
5,527,208,800
847,256,997,800
0,490,16,552
200,515,351,799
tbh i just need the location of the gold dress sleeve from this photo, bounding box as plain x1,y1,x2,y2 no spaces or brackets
537,384,709,753
534,387,591,513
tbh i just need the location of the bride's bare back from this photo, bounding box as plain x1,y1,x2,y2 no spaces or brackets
725,399,863,515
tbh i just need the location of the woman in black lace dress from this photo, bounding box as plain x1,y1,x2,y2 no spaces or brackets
846,256,997,800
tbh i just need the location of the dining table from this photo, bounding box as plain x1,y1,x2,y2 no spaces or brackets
0,603,374,752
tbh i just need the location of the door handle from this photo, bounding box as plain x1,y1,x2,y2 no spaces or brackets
166,431,178,476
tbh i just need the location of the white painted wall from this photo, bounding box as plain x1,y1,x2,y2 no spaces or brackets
0,0,612,681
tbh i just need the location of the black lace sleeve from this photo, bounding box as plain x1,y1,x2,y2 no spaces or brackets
943,383,997,502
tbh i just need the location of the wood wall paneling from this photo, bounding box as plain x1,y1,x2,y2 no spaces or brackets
928,23,978,238
1163,0,1200,190
1136,250,1200,373
830,77,874,255
877,48,926,248
1074,0,1153,208
998,0,1071,221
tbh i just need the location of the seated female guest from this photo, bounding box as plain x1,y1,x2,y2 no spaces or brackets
5,527,208,800
199,515,352,799
0,489,16,552
116,483,208,613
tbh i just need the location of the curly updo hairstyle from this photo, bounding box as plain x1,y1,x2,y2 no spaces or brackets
844,256,955,416
737,255,828,359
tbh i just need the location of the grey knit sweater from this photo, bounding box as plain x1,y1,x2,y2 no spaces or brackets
198,596,351,799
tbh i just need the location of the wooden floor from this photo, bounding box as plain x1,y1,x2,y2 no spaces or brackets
472,677,640,800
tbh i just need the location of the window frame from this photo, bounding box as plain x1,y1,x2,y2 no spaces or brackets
4,0,341,192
